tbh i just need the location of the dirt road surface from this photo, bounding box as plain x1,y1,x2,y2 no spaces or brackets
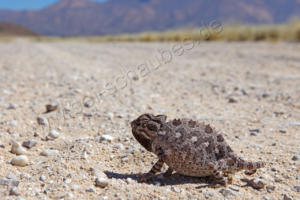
0,40,300,199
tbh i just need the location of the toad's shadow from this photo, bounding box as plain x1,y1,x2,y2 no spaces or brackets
104,171,217,188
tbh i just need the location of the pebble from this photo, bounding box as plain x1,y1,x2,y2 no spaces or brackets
71,185,80,191
11,141,27,155
203,191,215,198
219,188,234,197
294,185,300,192
41,149,59,157
283,194,293,200
228,97,238,103
262,93,270,98
11,155,29,167
6,173,17,180
9,187,20,196
10,120,18,127
47,129,60,140
86,187,95,193
46,102,58,112
22,139,37,149
0,178,9,186
37,116,48,126
40,175,46,181
291,155,299,161
248,178,266,190
266,185,275,193
100,135,114,143
275,177,282,182
171,186,180,193
7,103,17,110
95,177,109,188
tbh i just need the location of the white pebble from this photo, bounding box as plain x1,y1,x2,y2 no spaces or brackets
10,120,18,127
11,155,29,167
249,178,266,190
41,149,59,157
71,185,80,191
40,175,46,181
7,103,17,110
95,177,109,188
100,135,114,142
11,141,27,155
37,116,48,126
48,129,60,139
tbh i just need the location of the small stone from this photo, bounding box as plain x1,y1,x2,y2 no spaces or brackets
7,103,17,110
95,178,109,188
41,149,59,157
37,116,48,126
229,186,239,192
40,175,46,181
219,188,234,198
100,135,114,143
275,177,282,182
249,129,260,133
9,187,20,196
0,178,9,186
65,193,74,199
22,139,37,149
121,156,129,162
203,191,215,198
279,130,287,133
46,102,58,112
48,129,59,140
71,185,80,191
11,141,27,155
11,180,20,187
171,186,180,193
249,178,265,190
262,93,270,98
10,120,18,127
283,194,293,200
291,155,299,161
293,185,300,192
228,98,238,103
11,155,29,167
86,187,95,193
84,101,93,108
6,173,17,180
266,185,275,193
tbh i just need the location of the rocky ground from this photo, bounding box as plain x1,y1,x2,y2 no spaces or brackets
0,40,299,200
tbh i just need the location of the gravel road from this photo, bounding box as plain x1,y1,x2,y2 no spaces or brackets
0,40,299,200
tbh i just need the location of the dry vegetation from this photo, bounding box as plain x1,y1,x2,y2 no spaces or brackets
23,20,300,43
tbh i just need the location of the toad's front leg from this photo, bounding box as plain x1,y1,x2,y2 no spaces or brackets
140,159,164,182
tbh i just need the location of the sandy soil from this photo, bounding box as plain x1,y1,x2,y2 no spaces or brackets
0,40,299,200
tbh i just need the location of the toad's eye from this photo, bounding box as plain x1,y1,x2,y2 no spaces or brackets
147,123,158,131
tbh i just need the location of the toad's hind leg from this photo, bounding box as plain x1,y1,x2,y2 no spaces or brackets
208,161,228,186
163,167,174,177
140,159,164,182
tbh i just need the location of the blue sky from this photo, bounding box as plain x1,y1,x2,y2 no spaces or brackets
0,0,107,10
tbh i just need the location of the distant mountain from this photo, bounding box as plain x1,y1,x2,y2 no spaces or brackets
0,22,38,36
0,0,299,36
